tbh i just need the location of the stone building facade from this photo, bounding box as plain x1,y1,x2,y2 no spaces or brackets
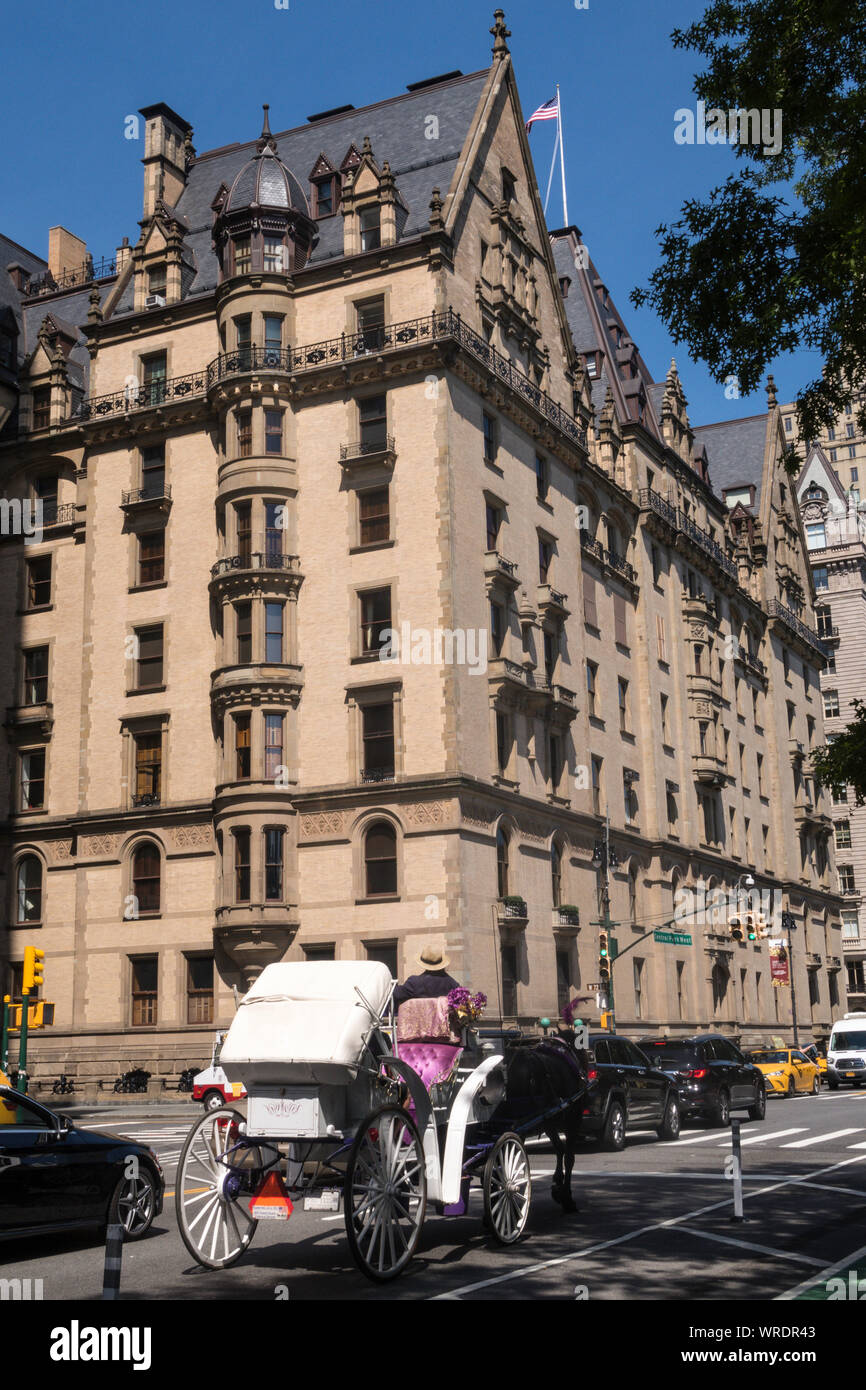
0,13,844,1082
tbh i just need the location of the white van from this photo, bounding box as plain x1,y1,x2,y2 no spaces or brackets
192,1031,247,1111
827,1013,866,1090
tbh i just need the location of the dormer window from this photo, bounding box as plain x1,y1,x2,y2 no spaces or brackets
31,388,51,430
313,175,336,218
359,205,381,252
147,265,166,301
584,353,600,380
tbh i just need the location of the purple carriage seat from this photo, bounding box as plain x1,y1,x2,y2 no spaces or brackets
394,997,462,1106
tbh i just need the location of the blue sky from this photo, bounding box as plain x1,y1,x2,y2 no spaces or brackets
1,0,818,427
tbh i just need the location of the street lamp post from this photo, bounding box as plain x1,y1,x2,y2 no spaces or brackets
781,910,800,1047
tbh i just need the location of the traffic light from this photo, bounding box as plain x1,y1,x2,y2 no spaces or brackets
22,947,44,993
599,930,609,959
730,917,744,943
745,913,757,942
600,1010,614,1031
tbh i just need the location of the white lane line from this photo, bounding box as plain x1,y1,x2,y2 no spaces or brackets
782,1128,864,1148
719,1128,807,1147
777,1237,866,1301
676,1226,826,1268
847,1141,866,1150
429,1152,866,1300
676,1129,753,1145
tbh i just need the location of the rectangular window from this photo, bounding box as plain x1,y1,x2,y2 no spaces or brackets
134,625,163,690
314,177,334,218
264,828,284,901
591,755,602,815
757,752,764,795
263,237,284,274
496,711,509,775
816,605,833,638
633,958,644,1019
264,502,283,563
549,733,562,792
613,593,628,647
264,713,284,781
544,630,557,683
359,205,381,252
234,238,251,275
660,692,670,743
656,613,667,663
483,411,497,464
839,864,856,895
806,522,827,550
359,394,388,452
264,315,282,358
623,772,637,824
666,783,678,832
501,944,518,1016
538,536,552,583
23,647,48,705
360,588,391,655
142,353,166,406
586,661,597,717
362,702,395,781
583,573,598,629
236,602,252,664
618,677,629,732
304,942,336,961
138,530,165,585
235,713,251,780
359,486,390,545
490,601,505,656
147,264,166,299
556,949,571,1016
356,296,385,350
814,566,829,591
836,820,852,849
265,602,284,663
19,748,45,810
141,445,165,499
234,830,251,903
131,956,158,1026
133,732,161,804
186,956,214,1025
32,387,51,429
26,555,51,609
842,910,859,940
365,941,398,975
824,689,840,718
486,502,501,552
535,454,548,501
265,409,283,456
237,411,252,458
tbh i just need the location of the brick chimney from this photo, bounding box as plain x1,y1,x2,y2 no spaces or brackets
48,226,87,280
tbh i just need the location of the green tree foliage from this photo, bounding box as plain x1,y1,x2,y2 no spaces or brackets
631,0,866,472
812,700,866,807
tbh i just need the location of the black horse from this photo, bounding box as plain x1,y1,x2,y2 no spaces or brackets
502,1030,588,1213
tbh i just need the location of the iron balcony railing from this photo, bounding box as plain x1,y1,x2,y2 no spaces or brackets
76,371,209,420
767,599,829,658
579,529,605,563
361,766,395,784
640,487,737,579
122,485,172,506
606,549,637,583
211,551,300,578
72,312,589,451
340,435,396,461
24,256,117,298
40,502,77,527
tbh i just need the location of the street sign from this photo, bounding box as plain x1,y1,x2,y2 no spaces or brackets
654,930,692,946
587,982,602,991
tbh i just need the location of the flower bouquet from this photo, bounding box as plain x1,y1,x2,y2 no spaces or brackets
446,987,487,1029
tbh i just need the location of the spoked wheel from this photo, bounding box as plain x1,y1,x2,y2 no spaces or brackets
483,1132,532,1244
345,1104,427,1282
175,1107,266,1270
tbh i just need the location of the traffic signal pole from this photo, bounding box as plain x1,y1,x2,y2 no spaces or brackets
1,994,9,1072
17,988,30,1094
782,911,800,1048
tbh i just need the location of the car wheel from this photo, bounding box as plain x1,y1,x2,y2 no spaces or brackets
748,1083,766,1122
811,1075,820,1095
711,1088,730,1127
600,1100,626,1152
108,1166,158,1240
786,1077,795,1100
204,1090,225,1112
656,1096,681,1142
828,1077,839,1090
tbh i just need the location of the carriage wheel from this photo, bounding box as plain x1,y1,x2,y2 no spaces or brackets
483,1132,531,1244
345,1104,427,1282
175,1106,265,1270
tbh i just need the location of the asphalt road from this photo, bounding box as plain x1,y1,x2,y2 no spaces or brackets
3,1088,866,1301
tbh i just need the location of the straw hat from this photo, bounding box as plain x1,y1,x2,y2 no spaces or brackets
418,942,451,972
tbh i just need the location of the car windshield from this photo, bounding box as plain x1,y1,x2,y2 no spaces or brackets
641,1044,697,1067
831,1031,866,1050
751,1051,789,1065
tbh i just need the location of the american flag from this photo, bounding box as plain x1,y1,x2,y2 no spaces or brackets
525,94,559,134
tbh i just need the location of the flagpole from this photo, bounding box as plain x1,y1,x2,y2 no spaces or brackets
556,83,569,225
543,125,560,217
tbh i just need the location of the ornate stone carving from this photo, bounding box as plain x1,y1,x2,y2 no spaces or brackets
300,811,345,839
52,840,74,861
79,833,120,859
172,826,214,850
405,802,447,825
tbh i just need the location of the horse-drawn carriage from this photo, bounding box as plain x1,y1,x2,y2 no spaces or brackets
175,961,586,1281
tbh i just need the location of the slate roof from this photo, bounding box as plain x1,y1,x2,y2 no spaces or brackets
693,414,770,511
114,69,490,315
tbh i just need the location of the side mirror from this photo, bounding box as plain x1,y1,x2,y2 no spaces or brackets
53,1115,71,1138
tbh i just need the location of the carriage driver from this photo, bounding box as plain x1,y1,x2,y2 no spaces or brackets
393,942,460,1009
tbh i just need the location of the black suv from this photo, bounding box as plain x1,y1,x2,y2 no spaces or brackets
580,1034,681,1151
638,1035,766,1126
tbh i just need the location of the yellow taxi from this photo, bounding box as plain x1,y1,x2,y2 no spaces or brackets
749,1047,820,1098
0,1065,15,1124
801,1043,828,1082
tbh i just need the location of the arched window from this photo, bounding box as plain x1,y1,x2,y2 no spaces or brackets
365,821,397,897
551,840,562,908
16,855,42,923
132,842,161,914
496,827,510,899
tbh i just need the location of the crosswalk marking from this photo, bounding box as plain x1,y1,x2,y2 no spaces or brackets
676,1129,753,1145
845,1141,866,1150
781,1128,864,1148
723,1128,807,1147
